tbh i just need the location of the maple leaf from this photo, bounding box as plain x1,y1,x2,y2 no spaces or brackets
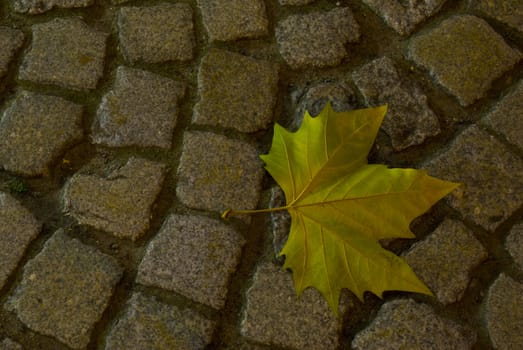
223,103,458,314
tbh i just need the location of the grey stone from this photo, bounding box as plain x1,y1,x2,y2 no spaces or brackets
0,338,22,350
425,125,523,231
92,66,185,149
0,27,24,79
5,229,122,349
12,0,93,14
362,0,448,35
0,91,83,176
241,263,342,349
471,0,523,34
409,15,521,106
198,0,268,41
352,299,476,349
276,8,360,69
193,49,278,133
105,292,215,350
63,157,165,240
19,17,107,91
486,274,523,349
0,193,40,290
137,214,245,309
506,223,523,271
482,80,523,150
353,56,440,150
279,0,315,4
403,219,487,304
118,4,195,63
268,186,290,260
176,131,264,213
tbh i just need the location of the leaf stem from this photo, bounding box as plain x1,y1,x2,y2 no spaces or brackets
221,206,289,219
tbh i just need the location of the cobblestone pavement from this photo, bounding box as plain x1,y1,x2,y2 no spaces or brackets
0,1,522,349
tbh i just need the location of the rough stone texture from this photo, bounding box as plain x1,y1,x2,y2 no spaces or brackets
482,80,523,150
353,56,440,150
409,15,521,106
137,214,245,309
268,186,290,261
279,0,315,4
352,299,477,349
118,4,195,63
92,66,185,149
486,274,523,349
198,0,268,41
403,219,487,304
241,263,342,349
19,17,107,91
0,27,24,79
5,230,122,349
276,8,360,69
472,0,523,34
12,0,93,14
105,292,215,350
63,157,165,240
193,49,278,133
362,0,448,35
0,193,40,290
425,125,523,231
0,338,22,350
506,223,523,271
176,131,264,213
0,91,83,176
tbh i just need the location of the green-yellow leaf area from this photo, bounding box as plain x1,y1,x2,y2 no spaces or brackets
261,103,459,315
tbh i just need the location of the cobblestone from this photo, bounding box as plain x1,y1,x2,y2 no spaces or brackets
0,91,83,176
117,4,195,63
12,0,93,14
198,0,268,42
425,125,523,231
353,56,440,150
0,192,40,290
352,299,477,349
0,27,24,79
279,0,315,4
105,292,215,350
275,8,360,69
193,49,278,133
0,338,22,350
63,157,165,240
5,229,122,349
506,223,523,271
92,66,185,149
136,214,245,309
471,0,523,34
485,273,523,349
403,219,487,304
176,131,264,213
409,15,521,106
19,17,107,91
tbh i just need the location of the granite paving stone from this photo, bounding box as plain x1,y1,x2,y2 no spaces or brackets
12,0,93,14
425,125,523,231
482,80,523,150
194,49,278,133
353,56,440,150
63,157,165,240
279,0,315,4
241,262,342,350
198,0,268,42
176,131,264,213
5,229,123,349
409,15,521,106
506,223,523,271
0,91,83,176
19,17,107,91
471,0,523,34
352,299,477,349
0,27,24,79
276,8,360,69
105,292,215,350
118,4,195,63
485,273,523,349
0,193,40,290
403,219,487,304
137,214,245,309
0,338,22,350
362,0,448,35
92,66,185,149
